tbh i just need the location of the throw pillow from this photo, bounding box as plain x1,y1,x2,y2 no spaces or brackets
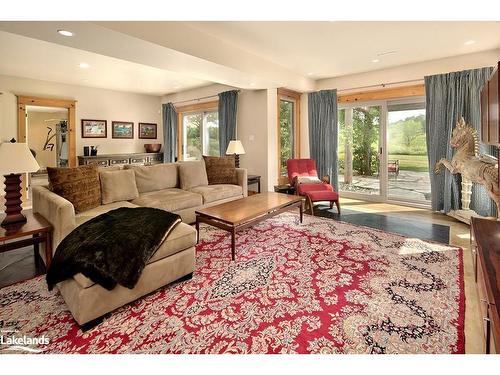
296,176,323,184
99,169,139,205
178,160,209,190
203,155,238,185
47,164,101,213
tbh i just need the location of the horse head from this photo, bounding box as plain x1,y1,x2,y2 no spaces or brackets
450,117,478,155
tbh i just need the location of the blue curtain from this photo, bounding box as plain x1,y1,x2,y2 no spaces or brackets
218,90,239,156
308,89,339,190
425,67,496,217
162,102,177,163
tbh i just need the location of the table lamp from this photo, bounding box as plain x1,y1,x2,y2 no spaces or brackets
0,139,40,226
226,140,246,168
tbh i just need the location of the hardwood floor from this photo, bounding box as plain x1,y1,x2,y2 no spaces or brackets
0,196,482,353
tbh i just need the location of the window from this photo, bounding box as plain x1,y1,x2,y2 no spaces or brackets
278,88,301,182
177,101,219,161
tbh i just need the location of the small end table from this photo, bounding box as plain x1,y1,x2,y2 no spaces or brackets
247,175,261,194
0,211,53,272
274,184,295,195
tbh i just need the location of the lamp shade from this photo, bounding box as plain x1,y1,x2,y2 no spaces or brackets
0,142,40,175
226,140,246,155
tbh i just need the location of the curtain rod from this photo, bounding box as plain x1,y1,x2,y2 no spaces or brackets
171,89,241,106
337,79,424,93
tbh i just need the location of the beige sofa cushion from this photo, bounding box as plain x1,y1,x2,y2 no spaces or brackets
73,222,196,289
99,169,139,204
125,163,178,193
75,201,139,227
178,161,208,190
189,184,243,204
132,188,202,212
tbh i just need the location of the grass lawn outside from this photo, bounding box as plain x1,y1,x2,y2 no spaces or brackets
388,154,429,172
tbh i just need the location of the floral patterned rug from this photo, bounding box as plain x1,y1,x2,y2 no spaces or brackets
0,212,464,354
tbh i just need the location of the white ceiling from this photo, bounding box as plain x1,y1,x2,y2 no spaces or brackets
0,21,499,95
0,30,209,96
186,21,500,79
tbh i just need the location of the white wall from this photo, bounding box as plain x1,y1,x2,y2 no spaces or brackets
0,74,162,161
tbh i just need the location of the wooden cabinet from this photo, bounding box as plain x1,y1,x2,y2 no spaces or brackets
480,62,500,145
471,217,500,353
78,152,164,167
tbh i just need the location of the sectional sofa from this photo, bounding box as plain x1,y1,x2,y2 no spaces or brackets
32,160,248,326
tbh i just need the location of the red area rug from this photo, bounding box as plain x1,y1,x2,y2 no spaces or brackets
0,213,464,354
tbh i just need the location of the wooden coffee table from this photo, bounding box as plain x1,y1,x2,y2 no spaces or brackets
195,192,303,261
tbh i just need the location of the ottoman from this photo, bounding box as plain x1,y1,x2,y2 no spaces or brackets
305,190,340,215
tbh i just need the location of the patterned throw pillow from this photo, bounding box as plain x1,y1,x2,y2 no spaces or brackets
47,164,101,213
203,155,238,185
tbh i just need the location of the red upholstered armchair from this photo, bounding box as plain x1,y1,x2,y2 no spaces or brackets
286,158,340,214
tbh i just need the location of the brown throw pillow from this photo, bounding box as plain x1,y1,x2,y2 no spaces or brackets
203,155,238,185
47,164,101,213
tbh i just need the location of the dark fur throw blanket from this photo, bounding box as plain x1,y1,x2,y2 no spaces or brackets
46,207,181,291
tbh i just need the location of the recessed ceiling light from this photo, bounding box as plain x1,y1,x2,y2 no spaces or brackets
371,59,380,63
249,82,256,87
464,40,476,45
78,62,90,69
307,72,314,76
57,29,73,37
377,50,397,57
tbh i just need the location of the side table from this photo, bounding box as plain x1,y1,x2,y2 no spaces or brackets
0,211,53,272
274,184,295,195
247,175,261,194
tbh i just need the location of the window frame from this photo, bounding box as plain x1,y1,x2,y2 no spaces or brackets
176,100,219,161
277,88,301,184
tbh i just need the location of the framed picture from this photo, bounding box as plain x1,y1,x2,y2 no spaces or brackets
112,121,134,139
139,123,157,139
81,119,107,138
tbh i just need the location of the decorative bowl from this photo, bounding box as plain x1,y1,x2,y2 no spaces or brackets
144,143,161,153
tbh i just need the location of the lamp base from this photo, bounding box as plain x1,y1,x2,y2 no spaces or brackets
234,154,240,168
1,173,27,227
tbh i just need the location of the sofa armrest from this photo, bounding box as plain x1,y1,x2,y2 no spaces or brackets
32,185,76,250
235,168,248,197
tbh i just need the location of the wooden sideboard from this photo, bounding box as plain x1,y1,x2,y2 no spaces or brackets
470,217,500,353
78,152,164,167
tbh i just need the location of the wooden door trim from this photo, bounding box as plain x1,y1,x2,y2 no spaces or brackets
338,84,425,104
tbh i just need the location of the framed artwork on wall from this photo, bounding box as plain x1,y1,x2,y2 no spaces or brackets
139,123,157,139
112,121,134,139
81,119,107,138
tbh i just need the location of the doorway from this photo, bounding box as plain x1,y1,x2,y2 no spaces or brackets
17,96,77,206
337,98,430,207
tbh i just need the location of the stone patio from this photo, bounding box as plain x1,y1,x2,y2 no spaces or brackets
339,170,431,202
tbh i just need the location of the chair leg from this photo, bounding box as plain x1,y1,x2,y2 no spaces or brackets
334,200,341,214
307,196,314,216
329,201,333,209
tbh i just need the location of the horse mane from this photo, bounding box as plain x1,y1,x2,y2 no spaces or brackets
457,117,479,156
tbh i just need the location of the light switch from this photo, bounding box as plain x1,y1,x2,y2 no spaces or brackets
249,135,255,141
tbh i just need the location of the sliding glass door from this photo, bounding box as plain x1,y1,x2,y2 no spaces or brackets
338,98,430,206
387,101,430,203
338,104,383,197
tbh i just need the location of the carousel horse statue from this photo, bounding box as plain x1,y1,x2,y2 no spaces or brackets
435,117,499,217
